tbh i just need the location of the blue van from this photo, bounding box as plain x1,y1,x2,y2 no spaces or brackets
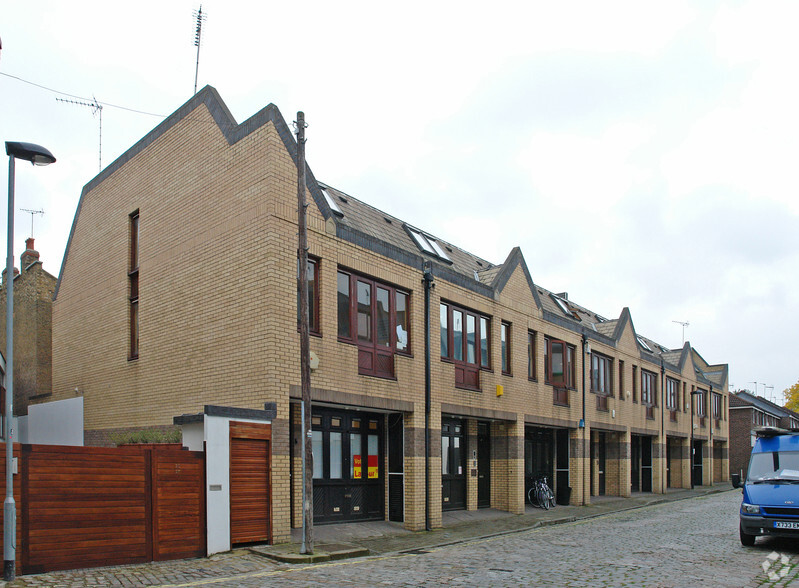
735,427,799,546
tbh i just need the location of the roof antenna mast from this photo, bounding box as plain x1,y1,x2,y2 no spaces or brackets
672,320,689,345
193,5,207,95
55,97,103,172
20,209,44,239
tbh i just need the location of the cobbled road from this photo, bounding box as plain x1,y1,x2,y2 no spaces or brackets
16,490,799,587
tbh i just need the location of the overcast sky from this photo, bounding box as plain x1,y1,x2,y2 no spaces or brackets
2,1,797,403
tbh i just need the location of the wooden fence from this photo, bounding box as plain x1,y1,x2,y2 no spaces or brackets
0,443,205,575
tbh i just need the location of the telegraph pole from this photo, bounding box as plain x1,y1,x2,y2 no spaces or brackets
295,111,313,554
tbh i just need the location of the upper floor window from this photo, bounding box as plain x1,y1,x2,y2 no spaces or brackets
590,352,613,395
128,211,139,360
297,257,319,334
544,337,576,389
712,392,722,420
666,377,679,411
696,389,707,417
641,370,657,406
440,302,490,390
337,270,410,379
618,360,625,400
501,321,511,375
527,331,537,380
632,365,638,402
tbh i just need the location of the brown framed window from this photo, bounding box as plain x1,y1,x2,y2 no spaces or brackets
666,377,679,421
297,257,320,334
682,382,687,413
440,302,490,390
696,389,706,417
618,360,624,400
527,330,537,381
544,337,576,388
632,365,638,403
501,321,511,375
641,370,657,406
642,369,657,420
590,352,613,395
128,210,139,360
337,269,410,379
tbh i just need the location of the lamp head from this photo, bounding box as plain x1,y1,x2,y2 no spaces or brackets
5,141,56,166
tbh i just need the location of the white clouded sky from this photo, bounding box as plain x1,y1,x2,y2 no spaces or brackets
2,1,798,402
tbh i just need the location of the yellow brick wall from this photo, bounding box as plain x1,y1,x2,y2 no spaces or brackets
52,93,729,541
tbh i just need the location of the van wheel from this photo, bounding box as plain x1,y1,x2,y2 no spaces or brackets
740,524,756,546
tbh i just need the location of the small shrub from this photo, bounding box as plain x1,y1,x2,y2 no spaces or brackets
110,428,182,446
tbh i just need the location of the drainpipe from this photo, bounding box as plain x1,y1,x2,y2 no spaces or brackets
581,333,587,503
423,262,434,531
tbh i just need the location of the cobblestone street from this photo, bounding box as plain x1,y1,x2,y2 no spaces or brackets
213,491,795,587
12,489,799,587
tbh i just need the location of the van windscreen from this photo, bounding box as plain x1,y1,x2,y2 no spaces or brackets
748,451,799,483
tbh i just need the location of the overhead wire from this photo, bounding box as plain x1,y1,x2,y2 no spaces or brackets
0,71,167,118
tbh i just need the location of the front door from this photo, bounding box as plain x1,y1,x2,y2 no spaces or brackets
641,436,653,492
442,418,466,510
631,435,640,492
477,422,490,508
312,409,384,524
597,432,606,496
692,440,704,487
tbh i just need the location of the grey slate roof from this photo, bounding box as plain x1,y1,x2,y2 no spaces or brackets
732,390,799,419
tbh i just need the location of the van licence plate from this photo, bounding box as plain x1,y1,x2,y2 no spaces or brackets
774,521,799,529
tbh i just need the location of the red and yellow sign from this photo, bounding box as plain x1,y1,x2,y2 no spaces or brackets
353,455,362,479
368,455,378,479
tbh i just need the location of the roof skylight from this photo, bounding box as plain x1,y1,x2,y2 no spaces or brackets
637,336,653,352
321,188,343,217
407,227,451,262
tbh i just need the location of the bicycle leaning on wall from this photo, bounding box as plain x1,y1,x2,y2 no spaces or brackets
528,475,556,510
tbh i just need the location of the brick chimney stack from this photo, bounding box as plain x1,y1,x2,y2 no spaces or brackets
20,237,40,269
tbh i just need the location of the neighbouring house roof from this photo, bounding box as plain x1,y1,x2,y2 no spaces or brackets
732,390,799,420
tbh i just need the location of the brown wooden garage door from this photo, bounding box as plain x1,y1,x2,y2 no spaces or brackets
230,421,272,545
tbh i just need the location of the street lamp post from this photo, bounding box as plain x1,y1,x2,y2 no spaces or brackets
4,142,55,581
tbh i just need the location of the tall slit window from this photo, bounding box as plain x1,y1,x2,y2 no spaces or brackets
128,211,139,360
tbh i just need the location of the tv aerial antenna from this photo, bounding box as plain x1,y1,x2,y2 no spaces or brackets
672,320,689,345
193,5,207,95
20,208,44,239
56,96,103,172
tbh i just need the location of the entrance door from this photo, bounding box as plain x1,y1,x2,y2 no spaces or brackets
641,436,653,492
312,409,384,524
442,418,466,510
692,440,703,487
631,436,640,492
477,422,490,508
229,421,272,545
597,432,606,496
388,413,404,522
525,427,554,498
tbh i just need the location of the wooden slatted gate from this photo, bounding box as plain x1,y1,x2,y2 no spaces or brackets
229,421,272,545
0,443,205,575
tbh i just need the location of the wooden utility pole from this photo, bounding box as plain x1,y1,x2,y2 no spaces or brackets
295,111,314,554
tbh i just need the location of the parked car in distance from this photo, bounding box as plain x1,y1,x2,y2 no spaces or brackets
734,426,799,546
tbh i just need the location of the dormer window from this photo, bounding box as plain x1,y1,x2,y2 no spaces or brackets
321,187,344,217
407,226,451,262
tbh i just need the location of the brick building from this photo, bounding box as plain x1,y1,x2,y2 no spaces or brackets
51,87,729,544
0,237,56,415
729,390,799,479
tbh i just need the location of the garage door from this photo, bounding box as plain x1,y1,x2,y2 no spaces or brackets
230,422,272,544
